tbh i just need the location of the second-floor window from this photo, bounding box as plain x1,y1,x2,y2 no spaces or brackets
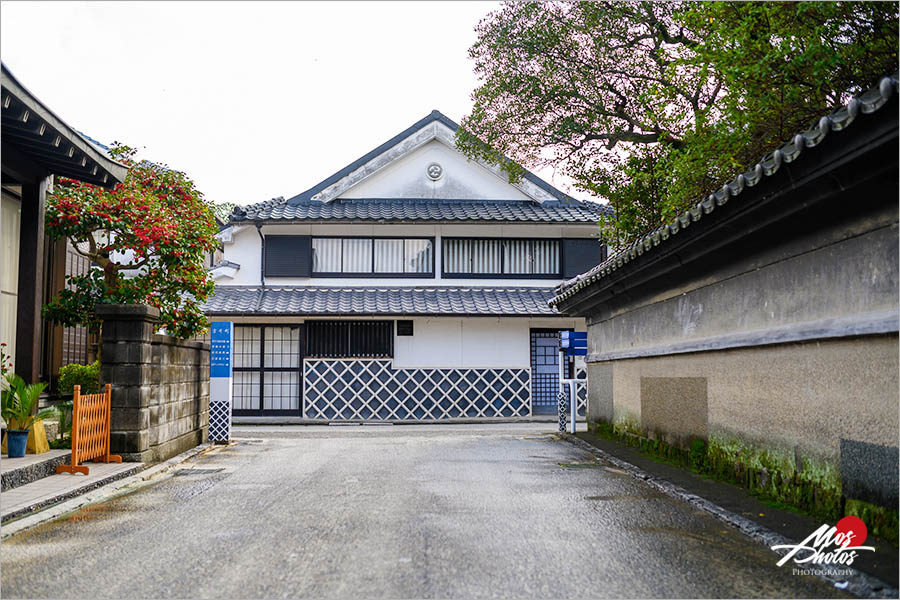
312,237,434,275
443,238,560,277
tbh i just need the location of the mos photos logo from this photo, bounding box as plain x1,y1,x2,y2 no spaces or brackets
771,516,875,568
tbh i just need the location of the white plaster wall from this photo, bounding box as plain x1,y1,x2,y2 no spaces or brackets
394,318,464,367
339,139,532,201
393,318,531,369
462,318,530,368
223,225,261,285
392,317,585,369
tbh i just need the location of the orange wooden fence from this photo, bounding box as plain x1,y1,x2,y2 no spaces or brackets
57,384,122,475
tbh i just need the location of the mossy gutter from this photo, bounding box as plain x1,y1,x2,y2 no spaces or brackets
561,432,898,599
589,421,898,545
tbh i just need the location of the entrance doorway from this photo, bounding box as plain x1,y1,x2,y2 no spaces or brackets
529,329,571,415
232,325,303,416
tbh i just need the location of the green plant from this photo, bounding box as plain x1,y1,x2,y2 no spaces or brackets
49,436,72,450
689,438,708,470
458,1,899,245
43,143,217,339
56,361,100,439
55,399,74,439
58,361,100,395
1,374,55,431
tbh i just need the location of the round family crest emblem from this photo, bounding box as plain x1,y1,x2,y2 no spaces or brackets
426,163,443,181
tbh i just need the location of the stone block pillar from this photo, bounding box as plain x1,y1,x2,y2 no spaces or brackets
96,304,209,463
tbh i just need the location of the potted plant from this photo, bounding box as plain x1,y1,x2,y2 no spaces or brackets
1,353,56,458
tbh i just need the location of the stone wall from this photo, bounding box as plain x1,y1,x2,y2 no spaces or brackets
581,205,899,511
97,304,209,463
558,94,899,512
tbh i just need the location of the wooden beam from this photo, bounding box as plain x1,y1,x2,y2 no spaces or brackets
15,174,50,383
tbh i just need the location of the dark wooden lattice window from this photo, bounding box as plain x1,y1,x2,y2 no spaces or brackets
61,243,92,367
305,321,393,358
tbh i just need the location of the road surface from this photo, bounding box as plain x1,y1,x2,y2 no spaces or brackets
1,424,846,598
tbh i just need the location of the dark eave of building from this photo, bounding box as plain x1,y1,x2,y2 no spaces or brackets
1,63,128,187
551,74,899,316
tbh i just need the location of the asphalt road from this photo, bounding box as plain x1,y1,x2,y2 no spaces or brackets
1,424,848,599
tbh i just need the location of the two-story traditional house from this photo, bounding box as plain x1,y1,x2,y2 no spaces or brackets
204,110,608,421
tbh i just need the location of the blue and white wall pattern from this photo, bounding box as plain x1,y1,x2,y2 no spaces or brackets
303,359,531,420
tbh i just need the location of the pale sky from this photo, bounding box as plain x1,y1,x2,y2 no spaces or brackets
1,1,591,206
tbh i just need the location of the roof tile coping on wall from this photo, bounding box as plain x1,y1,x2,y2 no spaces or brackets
549,74,899,308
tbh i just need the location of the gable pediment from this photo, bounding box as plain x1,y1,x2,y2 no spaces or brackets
288,111,563,206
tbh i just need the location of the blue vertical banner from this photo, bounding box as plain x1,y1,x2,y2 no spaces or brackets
209,321,233,443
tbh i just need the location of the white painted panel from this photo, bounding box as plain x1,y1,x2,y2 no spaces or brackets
561,225,605,237
340,140,533,201
261,224,312,235
499,225,564,238
310,224,375,236
210,378,233,405
371,224,437,237
392,317,532,369
393,318,462,368
438,224,504,238
528,317,585,330
1,192,21,293
1,192,20,366
0,292,16,370
461,318,530,368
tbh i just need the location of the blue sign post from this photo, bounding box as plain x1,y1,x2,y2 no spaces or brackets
560,331,588,356
558,331,588,433
209,322,233,443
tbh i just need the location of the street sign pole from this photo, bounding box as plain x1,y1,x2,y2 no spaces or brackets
558,331,588,435
209,321,233,444
569,357,577,435
557,348,568,433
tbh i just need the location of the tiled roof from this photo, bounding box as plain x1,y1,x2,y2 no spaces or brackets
232,197,610,223
230,109,611,224
202,286,561,316
209,260,240,271
285,110,575,205
551,74,899,307
212,202,236,223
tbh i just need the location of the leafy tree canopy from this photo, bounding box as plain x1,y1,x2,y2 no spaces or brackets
458,1,898,248
43,144,217,339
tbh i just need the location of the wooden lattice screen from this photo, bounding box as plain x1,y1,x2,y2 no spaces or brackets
57,384,122,475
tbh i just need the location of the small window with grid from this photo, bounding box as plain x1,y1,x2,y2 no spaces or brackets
305,320,393,358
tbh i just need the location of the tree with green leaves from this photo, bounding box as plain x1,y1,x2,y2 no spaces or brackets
458,1,898,248
43,144,217,340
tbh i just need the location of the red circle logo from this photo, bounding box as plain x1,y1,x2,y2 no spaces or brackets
835,516,867,547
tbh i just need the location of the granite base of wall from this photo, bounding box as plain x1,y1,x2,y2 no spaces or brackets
586,334,899,511
98,304,210,464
